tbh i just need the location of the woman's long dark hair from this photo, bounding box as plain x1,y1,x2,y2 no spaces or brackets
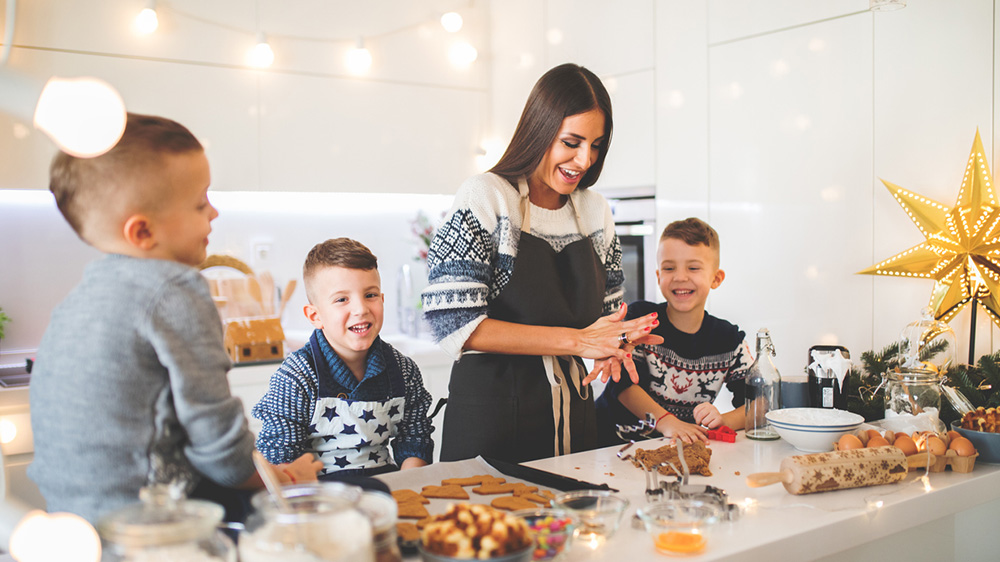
489,63,613,190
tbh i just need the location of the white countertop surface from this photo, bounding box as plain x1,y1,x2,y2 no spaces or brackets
384,434,1000,561
520,436,1000,561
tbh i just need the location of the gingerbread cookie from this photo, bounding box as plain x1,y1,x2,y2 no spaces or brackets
514,491,551,506
490,495,538,511
397,501,430,519
391,489,429,504
473,482,538,495
396,522,420,542
441,475,505,487
421,484,470,500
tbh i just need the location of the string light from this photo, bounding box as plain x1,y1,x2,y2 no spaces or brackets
346,37,373,75
440,12,463,33
448,41,478,68
129,4,478,75
134,1,158,35
247,32,274,68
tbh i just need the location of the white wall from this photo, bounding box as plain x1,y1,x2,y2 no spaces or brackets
490,0,1000,378
0,0,489,194
5,1,1000,404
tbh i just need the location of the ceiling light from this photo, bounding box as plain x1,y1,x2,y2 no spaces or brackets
248,32,274,68
134,1,159,34
346,37,372,75
448,41,477,68
440,12,463,33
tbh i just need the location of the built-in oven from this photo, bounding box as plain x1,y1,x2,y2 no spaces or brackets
603,187,658,304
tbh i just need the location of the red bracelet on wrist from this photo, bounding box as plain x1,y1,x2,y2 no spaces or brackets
656,411,674,425
282,469,297,484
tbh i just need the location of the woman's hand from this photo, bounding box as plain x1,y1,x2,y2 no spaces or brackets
575,303,661,359
580,303,662,385
693,402,723,429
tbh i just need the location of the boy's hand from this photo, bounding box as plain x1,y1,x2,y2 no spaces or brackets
657,415,708,444
693,403,723,429
277,453,323,484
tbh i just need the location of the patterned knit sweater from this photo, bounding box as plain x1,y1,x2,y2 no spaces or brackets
421,173,624,358
597,301,752,438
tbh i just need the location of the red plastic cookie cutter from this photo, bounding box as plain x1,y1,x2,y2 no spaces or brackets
707,425,736,442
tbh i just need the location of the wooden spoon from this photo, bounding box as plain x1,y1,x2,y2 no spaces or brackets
278,279,297,318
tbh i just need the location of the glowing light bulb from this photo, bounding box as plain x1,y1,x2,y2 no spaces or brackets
346,38,372,75
9,510,102,562
134,6,159,35
440,12,463,33
248,33,274,68
0,419,16,444
33,76,127,158
448,41,478,68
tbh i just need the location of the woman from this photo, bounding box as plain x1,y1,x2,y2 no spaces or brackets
422,63,661,463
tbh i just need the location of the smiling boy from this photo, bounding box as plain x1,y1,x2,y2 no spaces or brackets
253,238,433,479
596,218,751,445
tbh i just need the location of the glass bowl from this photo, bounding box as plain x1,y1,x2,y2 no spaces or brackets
550,490,628,549
635,500,720,557
511,508,575,561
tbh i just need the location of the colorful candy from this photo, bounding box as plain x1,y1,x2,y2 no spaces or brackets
524,514,574,560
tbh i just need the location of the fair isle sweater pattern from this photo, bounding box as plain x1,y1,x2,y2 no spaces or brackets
421,173,624,356
253,335,433,474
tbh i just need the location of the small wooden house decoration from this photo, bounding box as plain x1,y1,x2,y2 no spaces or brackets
223,317,285,363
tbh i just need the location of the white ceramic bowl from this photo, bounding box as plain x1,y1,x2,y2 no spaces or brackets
765,408,864,452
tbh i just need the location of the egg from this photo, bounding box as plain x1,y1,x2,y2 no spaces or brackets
838,433,864,451
924,435,947,456
867,435,890,448
949,436,977,457
866,429,884,442
947,430,962,443
894,435,918,456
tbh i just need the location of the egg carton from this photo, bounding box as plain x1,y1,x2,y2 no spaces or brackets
909,449,977,473
834,429,978,473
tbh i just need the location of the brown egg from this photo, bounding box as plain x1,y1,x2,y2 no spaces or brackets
867,435,890,448
866,429,884,442
946,430,962,443
924,435,947,456
838,433,864,451
949,436,977,457
894,435,918,456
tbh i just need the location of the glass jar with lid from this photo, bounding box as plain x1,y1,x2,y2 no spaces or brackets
239,482,375,562
97,485,236,562
882,308,955,433
357,490,402,562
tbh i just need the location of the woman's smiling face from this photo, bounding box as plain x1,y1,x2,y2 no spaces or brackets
528,108,606,209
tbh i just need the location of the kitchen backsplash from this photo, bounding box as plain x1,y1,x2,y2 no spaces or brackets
0,189,454,365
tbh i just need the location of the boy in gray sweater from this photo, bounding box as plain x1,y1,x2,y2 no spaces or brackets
28,113,320,524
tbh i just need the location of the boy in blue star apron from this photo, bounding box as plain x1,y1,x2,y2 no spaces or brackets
254,238,434,480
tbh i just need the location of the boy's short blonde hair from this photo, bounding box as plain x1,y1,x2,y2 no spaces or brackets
661,217,720,255
303,238,379,303
49,113,203,241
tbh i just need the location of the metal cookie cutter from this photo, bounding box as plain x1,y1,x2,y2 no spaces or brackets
614,412,657,462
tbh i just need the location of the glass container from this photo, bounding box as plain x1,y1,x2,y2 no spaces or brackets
357,490,402,562
897,307,955,376
97,485,236,562
745,328,781,440
239,482,374,562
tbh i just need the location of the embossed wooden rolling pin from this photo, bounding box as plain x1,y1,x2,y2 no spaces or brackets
745,446,934,495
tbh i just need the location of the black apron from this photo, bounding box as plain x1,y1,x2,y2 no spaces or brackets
440,178,606,463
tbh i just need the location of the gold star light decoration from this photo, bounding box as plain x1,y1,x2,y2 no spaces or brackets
859,130,1000,329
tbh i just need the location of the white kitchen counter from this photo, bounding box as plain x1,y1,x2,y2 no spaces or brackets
518,437,1000,561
